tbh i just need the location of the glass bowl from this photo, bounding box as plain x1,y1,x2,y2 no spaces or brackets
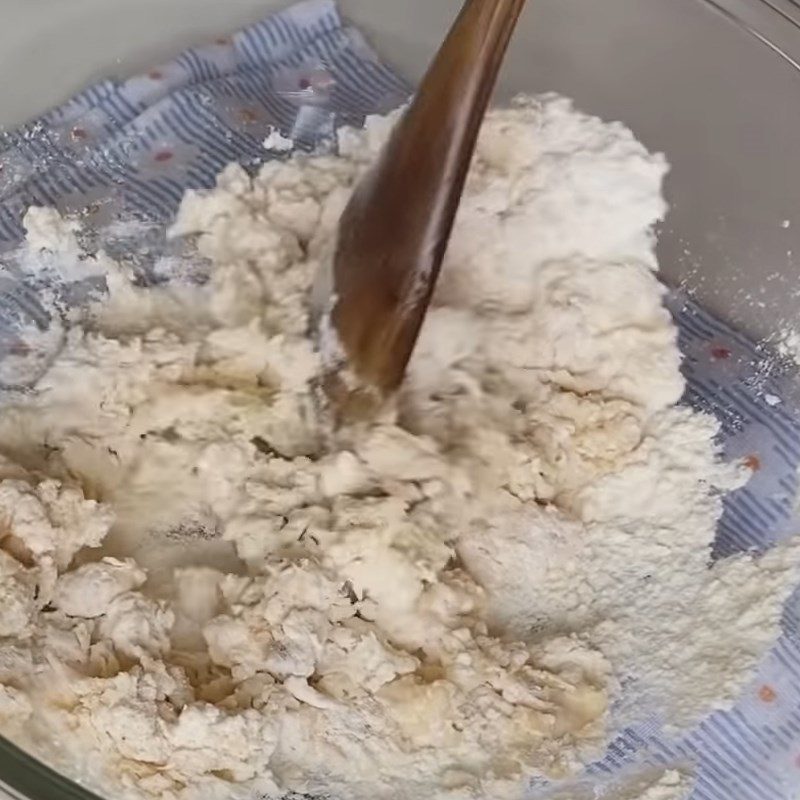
0,0,798,798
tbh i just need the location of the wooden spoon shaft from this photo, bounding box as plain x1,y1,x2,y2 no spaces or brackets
332,0,527,394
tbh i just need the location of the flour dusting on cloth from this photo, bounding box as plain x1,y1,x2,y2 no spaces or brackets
0,96,795,800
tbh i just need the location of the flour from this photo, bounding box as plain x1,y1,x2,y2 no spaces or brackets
542,768,694,800
635,773,693,800
778,327,800,365
606,770,694,800
0,94,796,800
263,127,296,153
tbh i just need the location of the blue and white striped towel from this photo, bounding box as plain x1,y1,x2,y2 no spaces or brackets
0,1,798,798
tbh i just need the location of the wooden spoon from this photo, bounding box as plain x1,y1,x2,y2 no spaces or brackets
328,0,528,402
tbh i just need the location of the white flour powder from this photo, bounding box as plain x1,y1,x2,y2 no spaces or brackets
0,95,795,800
778,327,800,365
542,767,694,800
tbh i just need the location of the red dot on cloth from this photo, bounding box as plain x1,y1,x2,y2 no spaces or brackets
743,454,762,472
215,37,231,46
153,150,174,163
70,127,88,141
759,684,777,703
711,345,732,361
238,108,259,124
148,69,164,80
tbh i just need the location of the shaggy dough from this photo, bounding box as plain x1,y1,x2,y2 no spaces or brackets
0,95,796,800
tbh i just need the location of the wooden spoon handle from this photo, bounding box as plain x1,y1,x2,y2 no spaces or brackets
332,0,528,395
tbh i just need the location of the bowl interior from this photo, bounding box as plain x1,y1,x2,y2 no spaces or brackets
2,0,798,344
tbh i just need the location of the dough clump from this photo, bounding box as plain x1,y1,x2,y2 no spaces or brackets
0,96,794,800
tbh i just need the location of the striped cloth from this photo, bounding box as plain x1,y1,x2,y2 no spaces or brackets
0,2,798,798
546,294,800,800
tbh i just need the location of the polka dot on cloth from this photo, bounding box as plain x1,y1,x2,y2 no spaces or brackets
711,345,732,361
133,142,199,182
758,684,777,703
743,454,762,472
148,70,164,80
237,108,261,124
70,126,89,142
271,65,336,107
215,37,232,46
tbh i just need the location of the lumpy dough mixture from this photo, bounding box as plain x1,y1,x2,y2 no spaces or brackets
0,95,796,800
